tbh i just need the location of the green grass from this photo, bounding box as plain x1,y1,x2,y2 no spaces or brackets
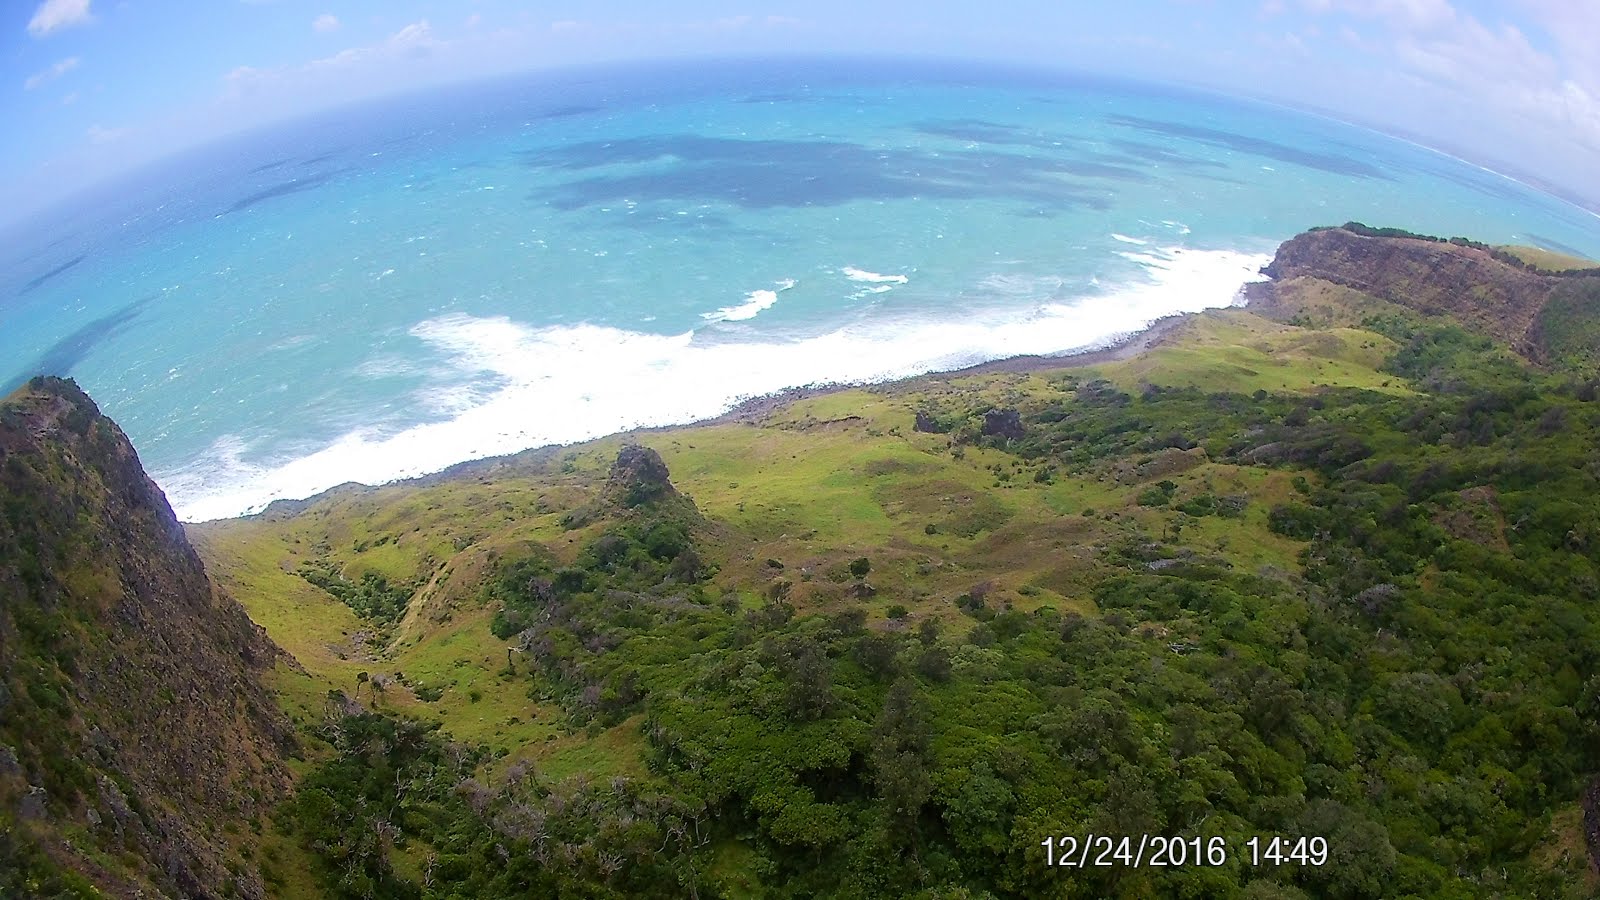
1536,278,1600,373
1498,244,1597,272
255,814,327,899
199,305,1389,731
1098,310,1408,395
192,304,1415,857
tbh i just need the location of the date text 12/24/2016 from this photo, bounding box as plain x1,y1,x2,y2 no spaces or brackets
1040,835,1330,868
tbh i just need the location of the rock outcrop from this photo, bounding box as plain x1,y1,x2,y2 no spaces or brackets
981,408,1025,442
0,377,293,898
605,444,685,509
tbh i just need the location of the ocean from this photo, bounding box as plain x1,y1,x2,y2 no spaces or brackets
4,58,1598,522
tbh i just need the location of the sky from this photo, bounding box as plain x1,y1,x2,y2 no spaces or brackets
3,0,1599,223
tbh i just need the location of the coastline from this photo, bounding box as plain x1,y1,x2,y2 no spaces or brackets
230,311,1197,522
700,312,1193,426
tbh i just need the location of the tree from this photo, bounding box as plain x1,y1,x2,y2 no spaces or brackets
778,640,834,720
853,633,901,680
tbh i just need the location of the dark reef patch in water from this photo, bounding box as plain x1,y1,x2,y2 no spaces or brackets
1390,154,1552,209
249,158,295,174
20,254,86,295
522,135,1127,210
912,119,1026,141
1106,114,1391,179
3,294,156,394
1106,139,1231,170
910,119,1093,155
912,119,1105,155
910,121,1240,181
1524,233,1594,260
225,173,334,214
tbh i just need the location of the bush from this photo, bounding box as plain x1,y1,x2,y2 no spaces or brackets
1267,503,1325,540
1137,481,1178,507
297,562,413,624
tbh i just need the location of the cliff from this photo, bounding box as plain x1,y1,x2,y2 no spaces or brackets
1252,224,1600,368
0,377,293,898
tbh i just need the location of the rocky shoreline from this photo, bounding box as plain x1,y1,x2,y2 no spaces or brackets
701,312,1195,426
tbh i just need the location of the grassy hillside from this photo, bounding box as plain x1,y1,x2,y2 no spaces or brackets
190,247,1600,898
1499,245,1598,273
192,312,1356,772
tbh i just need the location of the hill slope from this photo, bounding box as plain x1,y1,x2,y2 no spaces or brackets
1252,223,1600,371
186,227,1600,897
7,223,1600,897
0,377,294,898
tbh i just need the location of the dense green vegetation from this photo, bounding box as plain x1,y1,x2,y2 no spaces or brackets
1538,279,1600,375
274,304,1600,897
298,559,416,625
1332,222,1600,277
12,228,1598,894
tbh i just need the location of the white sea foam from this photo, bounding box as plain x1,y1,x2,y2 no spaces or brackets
355,355,417,379
978,272,1067,299
163,245,1272,521
848,284,896,300
842,267,909,284
268,334,317,351
701,278,796,322
1110,233,1148,245
702,289,779,322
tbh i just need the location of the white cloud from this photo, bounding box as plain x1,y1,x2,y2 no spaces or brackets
313,14,340,33
225,20,442,97
1258,31,1312,56
24,56,80,90
87,123,127,144
387,21,436,53
1301,0,1455,31
1306,0,1600,158
1518,0,1600,91
27,0,94,37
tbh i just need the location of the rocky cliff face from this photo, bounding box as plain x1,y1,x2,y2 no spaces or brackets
1257,226,1561,355
0,377,293,898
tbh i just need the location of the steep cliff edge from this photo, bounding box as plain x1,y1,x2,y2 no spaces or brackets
1251,224,1600,368
0,377,294,898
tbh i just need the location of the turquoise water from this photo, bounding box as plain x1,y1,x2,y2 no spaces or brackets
4,59,1598,521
